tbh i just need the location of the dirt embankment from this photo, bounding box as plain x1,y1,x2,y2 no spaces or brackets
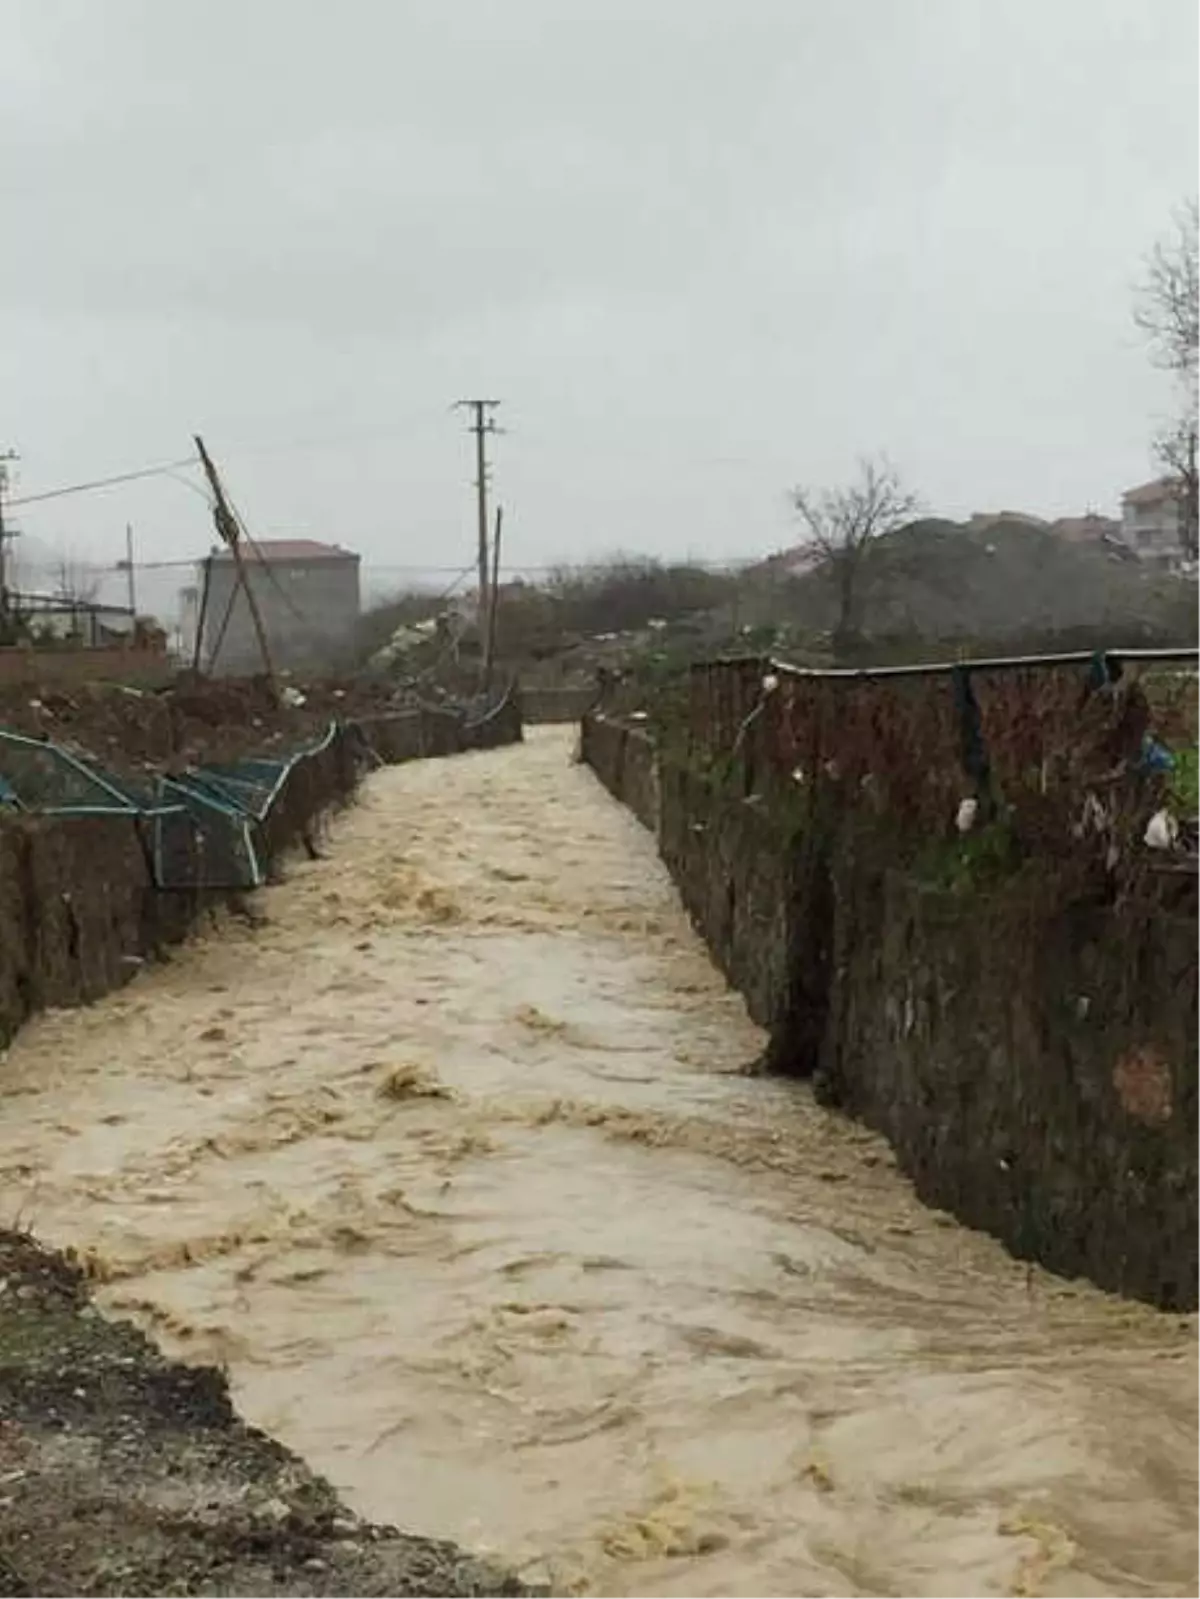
0,1230,529,1598
0,675,427,777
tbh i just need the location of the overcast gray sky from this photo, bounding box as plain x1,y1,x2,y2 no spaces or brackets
2,0,1196,616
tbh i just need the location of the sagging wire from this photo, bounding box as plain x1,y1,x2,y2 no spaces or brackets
8,457,201,508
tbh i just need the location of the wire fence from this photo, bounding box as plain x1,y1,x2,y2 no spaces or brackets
0,681,521,891
0,723,344,891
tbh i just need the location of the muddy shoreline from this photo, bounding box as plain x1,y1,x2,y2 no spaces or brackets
0,1230,530,1597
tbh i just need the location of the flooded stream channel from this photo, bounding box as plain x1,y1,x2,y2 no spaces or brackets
0,728,1194,1596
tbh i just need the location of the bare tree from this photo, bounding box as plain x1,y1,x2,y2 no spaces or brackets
1156,416,1198,558
792,455,918,655
53,557,103,640
1135,199,1199,376
1134,199,1198,560
54,558,102,605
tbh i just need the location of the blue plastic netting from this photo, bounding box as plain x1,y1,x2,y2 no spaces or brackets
0,724,339,891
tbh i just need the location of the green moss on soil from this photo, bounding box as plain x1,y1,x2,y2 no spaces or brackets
912,819,1024,895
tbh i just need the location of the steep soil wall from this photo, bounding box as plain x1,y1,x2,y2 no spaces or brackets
583,710,1199,1310
824,852,1197,1309
464,692,524,751
578,715,658,833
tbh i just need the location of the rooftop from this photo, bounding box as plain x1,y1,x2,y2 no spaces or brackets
1122,477,1180,507
207,539,358,563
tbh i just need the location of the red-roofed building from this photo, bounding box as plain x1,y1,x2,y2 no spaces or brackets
180,538,361,674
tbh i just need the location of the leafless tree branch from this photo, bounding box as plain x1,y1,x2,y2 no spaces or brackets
1134,198,1199,378
53,558,102,608
791,456,919,654
1154,416,1199,561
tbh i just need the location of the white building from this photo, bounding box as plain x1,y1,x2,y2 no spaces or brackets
1121,477,1188,567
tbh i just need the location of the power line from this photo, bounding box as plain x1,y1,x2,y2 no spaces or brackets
8,457,200,508
240,533,316,633
105,555,761,576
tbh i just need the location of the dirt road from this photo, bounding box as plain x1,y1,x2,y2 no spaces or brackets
0,728,1194,1596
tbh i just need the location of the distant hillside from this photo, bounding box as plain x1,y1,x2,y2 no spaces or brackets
777,517,1196,652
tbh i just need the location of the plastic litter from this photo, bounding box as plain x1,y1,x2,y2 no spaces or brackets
1144,809,1179,850
1138,735,1176,774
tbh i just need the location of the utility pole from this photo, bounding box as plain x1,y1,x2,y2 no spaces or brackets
483,503,503,693
0,450,19,635
122,523,138,618
191,554,212,674
452,398,502,639
193,435,276,689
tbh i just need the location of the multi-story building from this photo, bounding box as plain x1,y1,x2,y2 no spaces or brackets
180,539,361,675
1120,477,1189,567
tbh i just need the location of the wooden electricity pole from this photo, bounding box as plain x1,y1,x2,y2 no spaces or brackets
123,523,138,617
193,434,276,689
191,553,212,673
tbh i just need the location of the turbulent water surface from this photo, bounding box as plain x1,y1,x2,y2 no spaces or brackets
1,728,1195,1596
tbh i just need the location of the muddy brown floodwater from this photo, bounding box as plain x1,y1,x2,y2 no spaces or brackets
0,728,1195,1597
